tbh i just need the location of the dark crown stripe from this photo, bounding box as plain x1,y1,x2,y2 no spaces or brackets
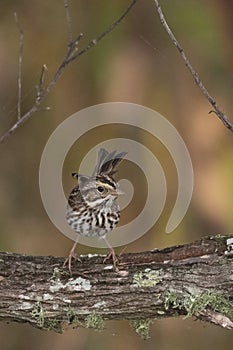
96,175,116,189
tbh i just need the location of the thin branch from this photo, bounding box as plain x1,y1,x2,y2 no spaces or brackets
0,0,137,144
153,0,233,133
44,0,138,89
63,0,73,45
66,0,137,64
36,64,47,102
14,12,24,120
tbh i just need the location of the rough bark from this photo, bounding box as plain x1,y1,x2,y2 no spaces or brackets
0,235,232,334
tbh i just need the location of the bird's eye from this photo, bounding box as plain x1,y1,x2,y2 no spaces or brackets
97,186,105,193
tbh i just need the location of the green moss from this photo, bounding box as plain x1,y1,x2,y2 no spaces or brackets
85,312,104,330
133,269,162,287
66,306,80,324
164,289,233,320
210,234,227,250
31,301,63,332
44,318,63,332
31,301,45,327
130,319,152,340
164,290,181,311
50,267,69,281
184,291,233,319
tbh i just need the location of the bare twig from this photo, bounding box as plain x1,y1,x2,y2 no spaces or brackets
65,0,137,64
63,0,73,45
0,0,137,144
36,64,47,102
14,12,24,120
153,0,233,133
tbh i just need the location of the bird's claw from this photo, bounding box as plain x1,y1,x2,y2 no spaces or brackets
63,250,81,275
103,249,119,272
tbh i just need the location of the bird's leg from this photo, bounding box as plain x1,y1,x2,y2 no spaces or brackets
103,237,119,272
63,237,80,275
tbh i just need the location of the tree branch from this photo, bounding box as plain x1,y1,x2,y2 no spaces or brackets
14,12,24,120
63,0,73,45
0,235,232,335
153,0,233,133
0,0,137,144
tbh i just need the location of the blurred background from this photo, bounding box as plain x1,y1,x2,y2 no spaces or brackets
0,0,232,349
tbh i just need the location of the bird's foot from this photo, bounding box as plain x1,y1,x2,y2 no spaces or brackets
63,249,81,275
103,248,119,272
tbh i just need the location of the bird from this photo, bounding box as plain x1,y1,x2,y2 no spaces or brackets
64,148,127,273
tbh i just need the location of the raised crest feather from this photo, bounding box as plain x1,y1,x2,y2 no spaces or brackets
92,148,127,177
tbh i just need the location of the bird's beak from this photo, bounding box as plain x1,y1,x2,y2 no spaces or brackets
111,188,124,196
116,188,124,195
